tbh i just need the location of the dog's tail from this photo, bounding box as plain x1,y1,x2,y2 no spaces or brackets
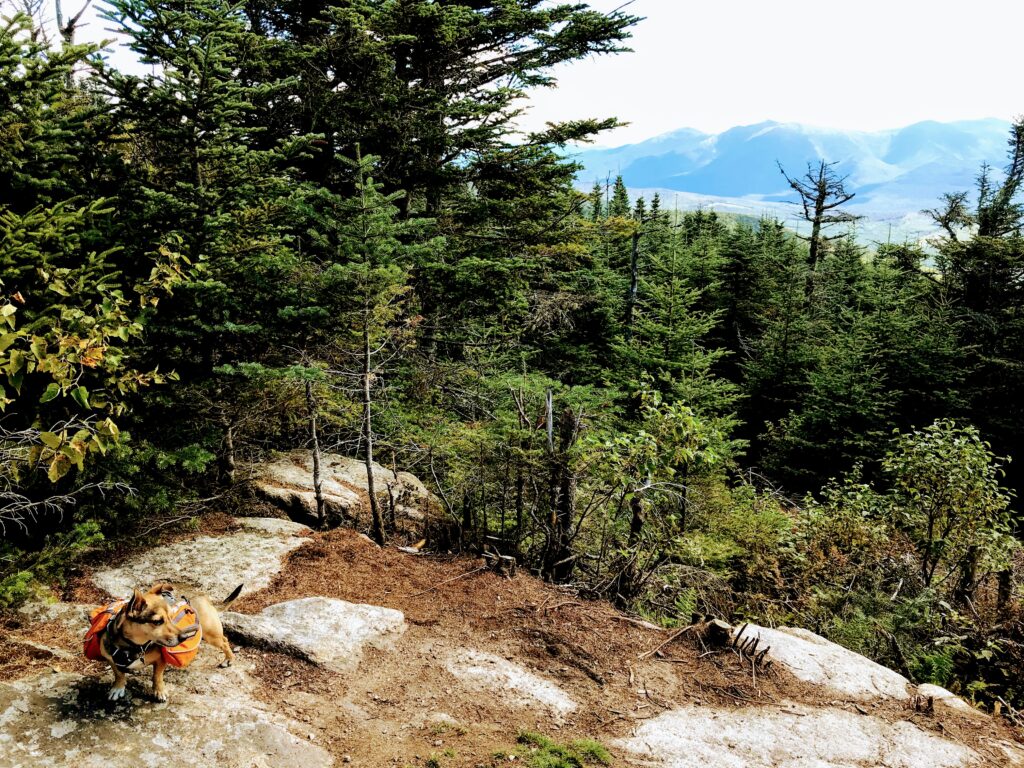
222,584,243,606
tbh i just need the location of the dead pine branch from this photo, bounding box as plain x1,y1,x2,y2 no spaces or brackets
639,623,698,660
403,565,488,599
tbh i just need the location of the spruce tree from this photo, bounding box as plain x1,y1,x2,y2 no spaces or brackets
101,0,307,475
609,175,631,217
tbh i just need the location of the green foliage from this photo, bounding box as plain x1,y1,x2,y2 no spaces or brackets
883,420,1015,586
0,521,103,609
491,732,610,768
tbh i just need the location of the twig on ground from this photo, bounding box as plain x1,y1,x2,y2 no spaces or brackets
613,615,666,631
639,624,694,660
402,565,488,599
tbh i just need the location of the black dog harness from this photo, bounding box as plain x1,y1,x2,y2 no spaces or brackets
102,604,153,672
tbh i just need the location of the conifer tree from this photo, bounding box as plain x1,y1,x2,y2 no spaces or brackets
239,0,638,210
927,121,1024,497
609,175,631,218
101,0,307,472
589,180,604,221
298,151,438,542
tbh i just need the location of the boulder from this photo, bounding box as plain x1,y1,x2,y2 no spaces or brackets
252,451,433,523
732,623,911,701
221,597,406,672
92,518,310,599
0,667,331,768
614,701,1021,768
445,649,577,718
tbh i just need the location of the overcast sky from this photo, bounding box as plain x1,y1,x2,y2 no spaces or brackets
517,0,1024,146
61,0,1024,148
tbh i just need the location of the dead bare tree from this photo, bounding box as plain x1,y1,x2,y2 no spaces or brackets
4,0,51,43
54,0,92,47
778,159,862,275
305,379,326,529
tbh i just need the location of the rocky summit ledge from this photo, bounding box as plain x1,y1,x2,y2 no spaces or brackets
3,522,1022,768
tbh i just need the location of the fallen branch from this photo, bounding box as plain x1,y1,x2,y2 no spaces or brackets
613,615,665,631
997,696,1024,728
403,565,488,599
639,624,694,660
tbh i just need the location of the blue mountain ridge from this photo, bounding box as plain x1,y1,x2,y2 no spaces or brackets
571,119,1012,239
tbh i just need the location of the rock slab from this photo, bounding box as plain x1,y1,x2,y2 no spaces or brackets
446,649,577,717
615,701,1001,768
91,518,310,599
916,683,986,718
222,597,406,671
734,623,911,701
253,451,433,522
0,668,331,768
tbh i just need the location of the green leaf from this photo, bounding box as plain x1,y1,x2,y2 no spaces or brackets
7,349,25,374
29,336,46,359
70,386,90,409
39,383,61,403
96,418,120,440
47,454,73,482
39,431,63,449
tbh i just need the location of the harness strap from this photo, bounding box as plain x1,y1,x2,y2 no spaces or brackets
102,599,151,672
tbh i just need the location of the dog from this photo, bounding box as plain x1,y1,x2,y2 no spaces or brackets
85,582,242,702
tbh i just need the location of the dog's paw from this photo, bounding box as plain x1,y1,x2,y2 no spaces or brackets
218,659,232,668
152,689,168,703
108,686,127,701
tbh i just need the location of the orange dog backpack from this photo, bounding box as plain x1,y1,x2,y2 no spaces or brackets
84,596,203,669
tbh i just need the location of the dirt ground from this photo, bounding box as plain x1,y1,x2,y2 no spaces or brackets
3,520,1023,767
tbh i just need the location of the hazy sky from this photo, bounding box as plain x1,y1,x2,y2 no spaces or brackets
61,0,1024,148
517,0,1024,146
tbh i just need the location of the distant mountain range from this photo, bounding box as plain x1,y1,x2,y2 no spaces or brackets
571,119,1013,242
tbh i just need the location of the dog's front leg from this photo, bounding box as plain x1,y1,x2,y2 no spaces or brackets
108,666,128,701
152,658,168,702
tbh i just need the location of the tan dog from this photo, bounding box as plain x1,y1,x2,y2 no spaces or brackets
95,582,241,702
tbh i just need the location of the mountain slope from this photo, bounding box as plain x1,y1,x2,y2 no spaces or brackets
573,119,1012,226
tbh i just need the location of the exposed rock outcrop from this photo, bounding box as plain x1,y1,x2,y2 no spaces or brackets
252,451,433,524
615,701,1002,768
0,667,331,768
445,649,578,718
4,520,1022,768
91,517,311,598
731,623,911,701
221,597,405,671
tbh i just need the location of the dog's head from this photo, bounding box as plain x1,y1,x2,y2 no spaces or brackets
118,583,196,648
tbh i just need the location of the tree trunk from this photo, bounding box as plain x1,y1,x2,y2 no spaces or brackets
612,493,645,607
220,416,236,486
997,569,1014,618
363,319,385,545
543,407,579,583
514,464,525,549
954,545,979,607
305,380,325,529
625,229,641,339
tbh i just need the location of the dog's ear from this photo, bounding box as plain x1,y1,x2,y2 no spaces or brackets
148,582,174,596
127,589,145,614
